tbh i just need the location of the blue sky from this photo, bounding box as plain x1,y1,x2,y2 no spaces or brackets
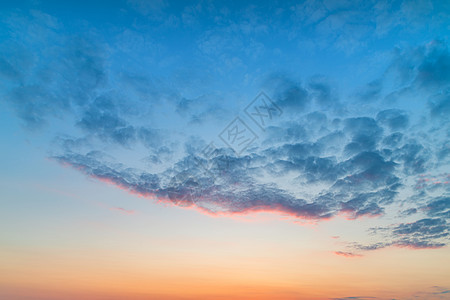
0,1,449,299
1,0,449,251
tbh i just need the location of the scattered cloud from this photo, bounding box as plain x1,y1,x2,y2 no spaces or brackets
333,251,363,258
110,207,136,215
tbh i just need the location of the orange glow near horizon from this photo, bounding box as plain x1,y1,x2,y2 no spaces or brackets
1,241,449,300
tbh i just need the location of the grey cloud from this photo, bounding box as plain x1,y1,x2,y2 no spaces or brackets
392,141,430,175
416,40,450,88
77,107,136,146
376,109,409,131
1,31,107,128
52,150,339,220
356,80,383,102
387,39,450,91
263,123,308,145
308,76,338,106
353,215,449,252
5,85,63,129
429,89,450,119
343,117,383,155
382,132,403,148
425,197,450,218
264,75,309,111
393,218,447,236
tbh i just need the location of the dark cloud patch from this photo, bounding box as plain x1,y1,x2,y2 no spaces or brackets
356,79,383,102
306,111,328,128
393,218,447,236
424,197,450,218
382,132,403,148
349,188,450,252
304,156,339,183
308,76,337,106
376,109,409,131
175,94,229,124
263,123,308,145
264,74,340,111
316,130,345,154
59,37,107,106
392,142,430,175
341,196,384,218
429,89,450,119
0,12,184,150
278,84,309,111
437,141,450,161
353,217,449,252
387,39,450,91
416,40,450,88
138,127,165,150
77,104,136,146
355,242,388,251
343,118,383,155
334,151,398,190
401,208,418,216
5,85,64,129
264,75,309,111
344,117,382,140
1,28,107,129
52,150,339,220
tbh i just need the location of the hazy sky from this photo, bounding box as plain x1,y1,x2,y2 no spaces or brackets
1,1,449,299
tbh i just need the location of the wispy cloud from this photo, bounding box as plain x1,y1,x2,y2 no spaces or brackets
333,251,363,258
110,207,136,215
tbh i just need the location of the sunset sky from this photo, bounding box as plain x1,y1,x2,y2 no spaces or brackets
0,1,449,299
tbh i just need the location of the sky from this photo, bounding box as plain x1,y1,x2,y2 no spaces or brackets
0,0,449,299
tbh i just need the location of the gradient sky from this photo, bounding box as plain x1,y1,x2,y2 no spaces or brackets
1,1,450,299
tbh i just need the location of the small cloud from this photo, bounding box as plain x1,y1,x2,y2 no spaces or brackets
331,297,377,300
333,251,363,258
110,207,136,215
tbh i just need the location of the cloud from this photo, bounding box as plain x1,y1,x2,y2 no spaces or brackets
52,150,338,219
410,286,450,299
352,216,449,252
356,80,383,102
110,207,135,215
333,251,363,258
264,75,310,111
77,97,137,146
0,19,107,128
429,89,450,119
386,39,450,94
331,297,376,300
51,107,407,223
425,197,450,218
416,40,450,89
308,76,338,106
376,109,409,131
